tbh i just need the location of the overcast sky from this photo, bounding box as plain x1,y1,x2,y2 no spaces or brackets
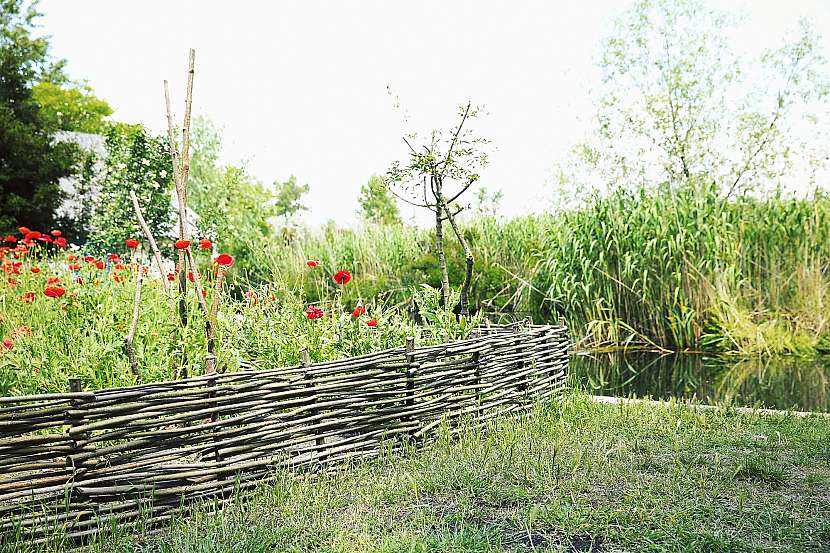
37,0,830,225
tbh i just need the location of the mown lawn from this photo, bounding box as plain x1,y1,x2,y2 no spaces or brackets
30,393,830,553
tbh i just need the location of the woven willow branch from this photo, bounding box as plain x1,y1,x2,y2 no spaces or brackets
0,325,569,546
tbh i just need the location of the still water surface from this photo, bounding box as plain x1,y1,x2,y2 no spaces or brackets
569,352,830,413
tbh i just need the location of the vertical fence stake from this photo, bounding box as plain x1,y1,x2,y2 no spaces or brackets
301,348,324,451
207,371,221,464
472,351,482,419
405,337,416,441
67,378,88,501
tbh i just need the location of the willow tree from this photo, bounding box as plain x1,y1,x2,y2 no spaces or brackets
557,0,830,204
386,102,489,317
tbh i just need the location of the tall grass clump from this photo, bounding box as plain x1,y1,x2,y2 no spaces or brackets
535,182,830,354
255,215,549,317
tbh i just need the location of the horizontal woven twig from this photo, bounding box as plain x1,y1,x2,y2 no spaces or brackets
0,324,569,546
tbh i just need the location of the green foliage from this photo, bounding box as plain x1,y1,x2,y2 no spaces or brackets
84,124,174,254
0,248,471,394
536,182,830,353
0,0,77,232
36,394,830,552
273,175,310,219
31,80,113,134
358,175,401,225
558,0,830,202
187,116,279,282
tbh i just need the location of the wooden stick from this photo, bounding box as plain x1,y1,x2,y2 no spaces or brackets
123,264,144,381
129,190,167,292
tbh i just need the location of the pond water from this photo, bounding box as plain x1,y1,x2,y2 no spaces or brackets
568,352,830,413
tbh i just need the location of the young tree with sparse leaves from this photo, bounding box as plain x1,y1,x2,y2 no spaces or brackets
387,102,489,317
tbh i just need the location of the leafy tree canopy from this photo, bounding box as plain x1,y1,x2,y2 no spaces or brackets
0,0,77,232
358,175,401,225
557,0,830,205
273,175,309,219
32,80,113,134
188,116,279,281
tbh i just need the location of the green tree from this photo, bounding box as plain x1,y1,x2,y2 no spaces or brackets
558,0,830,203
273,175,309,219
387,102,489,316
188,116,279,281
32,81,113,134
0,0,78,232
85,124,174,254
358,175,401,225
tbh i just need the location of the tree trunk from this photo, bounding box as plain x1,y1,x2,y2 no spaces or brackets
433,177,450,307
441,196,473,317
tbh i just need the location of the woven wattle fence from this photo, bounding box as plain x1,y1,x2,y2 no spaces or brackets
0,324,568,545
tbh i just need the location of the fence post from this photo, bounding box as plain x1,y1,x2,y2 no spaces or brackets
405,337,416,440
207,372,221,464
472,350,482,419
67,378,88,500
301,348,324,451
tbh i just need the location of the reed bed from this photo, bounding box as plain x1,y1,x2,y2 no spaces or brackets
260,185,830,353
0,324,568,547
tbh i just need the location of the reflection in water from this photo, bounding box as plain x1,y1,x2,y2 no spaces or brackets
569,352,830,413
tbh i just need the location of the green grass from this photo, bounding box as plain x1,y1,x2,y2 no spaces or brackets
33,393,830,553
251,184,830,355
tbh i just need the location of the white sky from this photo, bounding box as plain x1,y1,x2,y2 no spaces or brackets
37,0,830,226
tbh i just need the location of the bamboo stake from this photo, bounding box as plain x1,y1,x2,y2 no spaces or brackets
123,264,144,382
165,48,217,374
129,190,167,292
164,79,188,377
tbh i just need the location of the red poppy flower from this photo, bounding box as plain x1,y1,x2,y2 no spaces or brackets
187,271,195,282
30,267,40,274
167,272,176,282
54,237,67,248
3,236,16,243
50,229,61,237
47,276,60,285
244,290,259,304
174,239,190,249
366,319,378,327
24,231,41,241
124,238,140,249
83,256,95,263
198,239,212,250
40,235,53,244
68,263,80,271
305,305,324,320
306,260,319,268
67,255,79,262
17,226,30,235
107,253,120,261
95,260,104,270
215,253,235,267
114,264,126,271
2,339,12,350
20,291,36,303
44,286,66,298
352,306,366,318
333,270,351,285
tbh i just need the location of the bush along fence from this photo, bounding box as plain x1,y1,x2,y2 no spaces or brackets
0,324,569,546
